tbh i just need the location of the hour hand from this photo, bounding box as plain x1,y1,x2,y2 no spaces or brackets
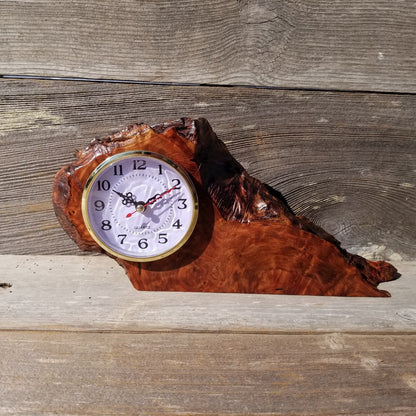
113,190,125,198
112,190,137,206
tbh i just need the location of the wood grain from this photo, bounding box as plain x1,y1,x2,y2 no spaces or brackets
1,255,416,332
1,330,416,415
1,79,415,259
1,0,415,92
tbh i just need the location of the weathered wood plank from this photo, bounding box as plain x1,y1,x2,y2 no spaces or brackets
1,79,415,259
1,330,416,415
1,255,415,332
1,1,415,92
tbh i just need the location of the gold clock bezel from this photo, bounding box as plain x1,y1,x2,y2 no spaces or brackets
81,150,199,262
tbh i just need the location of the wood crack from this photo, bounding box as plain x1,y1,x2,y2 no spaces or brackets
2,74,416,96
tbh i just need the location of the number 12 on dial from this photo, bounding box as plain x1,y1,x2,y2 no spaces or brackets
81,151,199,262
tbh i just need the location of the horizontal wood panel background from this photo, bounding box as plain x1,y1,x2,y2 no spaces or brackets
1,256,416,415
0,78,415,259
2,330,416,415
1,0,415,92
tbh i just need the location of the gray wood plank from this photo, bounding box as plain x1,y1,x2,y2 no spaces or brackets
1,79,415,259
1,255,415,333
1,1,415,92
1,330,416,415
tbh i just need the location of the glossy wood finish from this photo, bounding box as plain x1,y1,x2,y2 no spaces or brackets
53,118,399,296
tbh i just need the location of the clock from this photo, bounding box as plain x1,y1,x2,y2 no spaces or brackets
53,117,399,296
82,151,198,262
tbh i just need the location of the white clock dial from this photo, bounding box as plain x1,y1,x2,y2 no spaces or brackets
81,151,199,262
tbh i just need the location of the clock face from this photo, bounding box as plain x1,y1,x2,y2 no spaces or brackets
81,151,199,262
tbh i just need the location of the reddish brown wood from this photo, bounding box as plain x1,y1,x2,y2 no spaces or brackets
53,118,399,296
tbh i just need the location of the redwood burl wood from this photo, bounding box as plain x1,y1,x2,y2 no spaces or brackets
53,118,400,296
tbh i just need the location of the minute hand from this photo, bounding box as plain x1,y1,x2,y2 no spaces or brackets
144,185,179,208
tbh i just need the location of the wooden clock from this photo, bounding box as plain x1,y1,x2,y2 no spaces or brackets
53,117,399,296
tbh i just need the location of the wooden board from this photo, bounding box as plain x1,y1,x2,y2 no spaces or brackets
1,1,415,93
2,255,416,414
1,330,415,415
1,78,415,260
1,255,416,332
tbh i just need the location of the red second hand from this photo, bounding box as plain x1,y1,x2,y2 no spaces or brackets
126,186,178,218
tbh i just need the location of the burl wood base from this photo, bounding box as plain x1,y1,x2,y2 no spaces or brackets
53,118,399,296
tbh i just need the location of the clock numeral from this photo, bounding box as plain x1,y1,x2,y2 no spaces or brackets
94,200,105,211
158,164,163,175
158,233,168,244
97,180,111,191
133,159,146,170
177,198,187,209
101,220,112,231
172,178,181,189
113,165,123,176
172,219,182,229
118,234,127,244
138,238,148,249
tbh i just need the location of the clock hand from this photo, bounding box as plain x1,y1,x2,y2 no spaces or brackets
144,185,179,207
113,190,125,198
112,190,137,206
144,192,161,207
126,185,179,218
